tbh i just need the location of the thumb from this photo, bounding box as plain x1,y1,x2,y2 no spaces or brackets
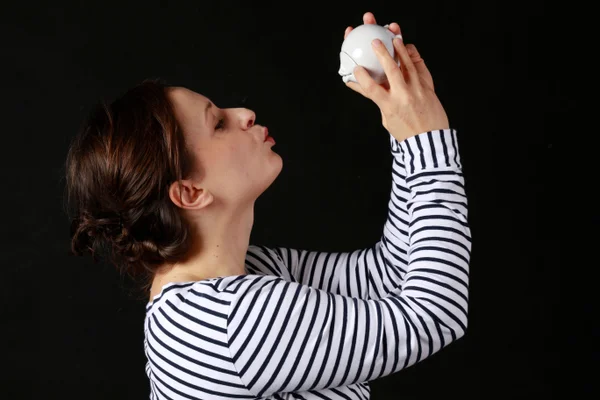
345,81,367,97
352,66,388,107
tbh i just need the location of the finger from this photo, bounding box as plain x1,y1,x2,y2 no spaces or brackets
345,81,366,97
392,37,419,83
406,44,421,61
363,12,376,25
372,39,405,90
406,44,434,90
385,22,402,37
353,66,388,105
346,11,379,40
344,26,353,39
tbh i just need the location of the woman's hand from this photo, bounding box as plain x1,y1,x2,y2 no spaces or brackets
344,12,448,142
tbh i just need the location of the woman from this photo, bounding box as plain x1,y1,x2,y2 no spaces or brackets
65,12,471,400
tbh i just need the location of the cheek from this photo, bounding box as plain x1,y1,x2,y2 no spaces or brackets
233,143,260,183
226,143,251,173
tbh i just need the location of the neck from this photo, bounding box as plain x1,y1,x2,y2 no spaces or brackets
159,202,255,282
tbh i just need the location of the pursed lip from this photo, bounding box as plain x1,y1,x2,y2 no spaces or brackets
263,127,270,141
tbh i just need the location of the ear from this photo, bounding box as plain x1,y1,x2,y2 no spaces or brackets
168,179,214,210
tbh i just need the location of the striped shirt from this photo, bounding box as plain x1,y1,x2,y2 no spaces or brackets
144,128,471,400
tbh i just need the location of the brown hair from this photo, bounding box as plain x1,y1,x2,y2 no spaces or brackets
64,78,194,297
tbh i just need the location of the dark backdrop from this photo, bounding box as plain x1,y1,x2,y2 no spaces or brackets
2,0,570,398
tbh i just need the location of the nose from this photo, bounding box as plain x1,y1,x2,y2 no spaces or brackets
242,109,256,129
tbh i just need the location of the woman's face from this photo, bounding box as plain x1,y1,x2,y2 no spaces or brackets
168,87,282,207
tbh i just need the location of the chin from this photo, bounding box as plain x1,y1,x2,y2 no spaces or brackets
272,154,283,178
261,156,283,193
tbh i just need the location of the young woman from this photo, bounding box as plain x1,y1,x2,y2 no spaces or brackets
65,12,471,400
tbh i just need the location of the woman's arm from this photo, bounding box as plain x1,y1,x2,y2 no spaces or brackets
245,129,468,301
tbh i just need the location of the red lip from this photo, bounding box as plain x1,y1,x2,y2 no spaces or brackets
263,127,270,142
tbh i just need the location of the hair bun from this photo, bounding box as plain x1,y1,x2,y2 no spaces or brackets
70,210,127,252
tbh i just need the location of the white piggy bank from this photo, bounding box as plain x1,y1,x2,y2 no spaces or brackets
338,24,402,85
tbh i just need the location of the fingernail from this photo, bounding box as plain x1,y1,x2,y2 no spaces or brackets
372,39,381,47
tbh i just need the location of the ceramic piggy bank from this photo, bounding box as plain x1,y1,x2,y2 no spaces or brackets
338,24,402,85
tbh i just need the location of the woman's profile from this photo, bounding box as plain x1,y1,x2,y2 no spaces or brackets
64,12,471,400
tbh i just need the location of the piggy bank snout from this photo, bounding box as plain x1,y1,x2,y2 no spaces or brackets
338,51,357,76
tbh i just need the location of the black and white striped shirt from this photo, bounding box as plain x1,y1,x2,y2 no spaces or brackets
144,128,471,400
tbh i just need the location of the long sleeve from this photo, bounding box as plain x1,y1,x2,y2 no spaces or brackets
245,129,468,301
227,131,471,397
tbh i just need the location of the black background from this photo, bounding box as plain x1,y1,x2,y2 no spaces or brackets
2,0,575,398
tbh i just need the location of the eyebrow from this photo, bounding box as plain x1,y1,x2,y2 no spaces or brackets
204,102,213,127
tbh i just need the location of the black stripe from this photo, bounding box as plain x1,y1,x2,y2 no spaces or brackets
440,129,450,167
327,253,340,292
146,349,254,398
379,299,401,372
388,296,423,366
312,293,339,390
175,292,228,319
404,297,448,346
331,387,355,400
188,289,230,305
237,282,293,370
353,298,372,384
409,245,470,265
427,131,438,168
405,139,416,174
292,291,333,391
146,281,197,311
404,275,468,304
414,295,466,334
410,267,468,290
414,134,426,170
387,209,409,238
403,285,467,317
406,169,464,183
151,378,175,400
268,289,322,394
146,330,246,388
413,187,467,199
410,178,464,189
150,314,234,371
382,255,406,280
410,256,469,277
165,299,227,333
389,297,413,369
227,277,265,323
412,236,471,256
340,298,360,386
409,214,470,229
324,298,347,388
153,311,230,361
450,130,460,167
411,225,472,244
412,308,435,359
230,279,279,351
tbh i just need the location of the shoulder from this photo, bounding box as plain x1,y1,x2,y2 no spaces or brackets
145,274,283,316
